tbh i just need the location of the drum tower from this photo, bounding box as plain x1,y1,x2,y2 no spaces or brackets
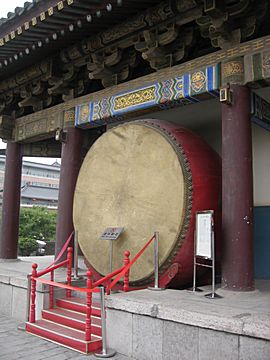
0,0,269,292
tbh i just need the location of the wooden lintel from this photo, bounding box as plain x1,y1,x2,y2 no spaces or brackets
23,138,62,157
15,109,64,143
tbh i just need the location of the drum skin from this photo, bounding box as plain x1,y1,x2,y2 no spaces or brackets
73,119,221,289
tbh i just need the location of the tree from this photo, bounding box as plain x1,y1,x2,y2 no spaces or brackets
18,207,57,256
19,207,57,242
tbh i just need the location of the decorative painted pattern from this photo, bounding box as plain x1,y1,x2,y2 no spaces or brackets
114,86,156,111
75,65,220,127
223,61,244,77
251,92,270,131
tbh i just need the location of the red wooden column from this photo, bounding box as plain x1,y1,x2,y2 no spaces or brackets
0,142,23,259
55,127,84,260
221,84,254,291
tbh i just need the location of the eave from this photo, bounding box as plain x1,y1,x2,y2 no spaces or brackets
0,0,161,78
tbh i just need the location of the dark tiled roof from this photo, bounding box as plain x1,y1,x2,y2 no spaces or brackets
21,184,59,201
0,155,61,172
0,1,37,28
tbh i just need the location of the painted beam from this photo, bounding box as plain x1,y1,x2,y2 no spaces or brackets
11,34,270,143
75,65,220,127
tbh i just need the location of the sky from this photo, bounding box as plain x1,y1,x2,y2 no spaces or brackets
0,1,61,165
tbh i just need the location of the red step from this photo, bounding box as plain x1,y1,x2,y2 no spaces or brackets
26,296,103,354
26,319,102,354
56,296,101,317
42,308,101,336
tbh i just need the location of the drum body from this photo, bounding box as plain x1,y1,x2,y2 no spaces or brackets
73,119,221,288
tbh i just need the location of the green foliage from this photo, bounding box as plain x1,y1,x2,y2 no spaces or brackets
19,207,57,243
18,237,38,256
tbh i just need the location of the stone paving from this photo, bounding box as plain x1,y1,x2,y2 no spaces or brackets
0,315,128,360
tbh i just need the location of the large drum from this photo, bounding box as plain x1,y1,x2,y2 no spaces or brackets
73,120,221,288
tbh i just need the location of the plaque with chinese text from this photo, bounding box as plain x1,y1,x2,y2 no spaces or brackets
100,227,124,240
195,211,213,259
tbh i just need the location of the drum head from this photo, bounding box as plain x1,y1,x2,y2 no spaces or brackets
73,122,186,283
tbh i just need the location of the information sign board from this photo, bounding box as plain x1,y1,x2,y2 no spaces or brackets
100,227,124,240
195,211,213,259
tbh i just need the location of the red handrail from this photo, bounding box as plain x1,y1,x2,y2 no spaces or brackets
107,234,155,293
66,247,73,297
85,271,92,341
36,259,69,278
31,232,74,315
123,250,130,292
93,266,125,288
46,231,74,270
29,245,73,324
32,233,155,294
34,233,155,294
33,277,99,293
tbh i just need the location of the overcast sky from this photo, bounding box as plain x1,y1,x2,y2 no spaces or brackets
0,1,61,165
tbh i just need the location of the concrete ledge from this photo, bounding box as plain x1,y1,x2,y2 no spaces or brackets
106,281,270,342
106,283,270,360
107,309,270,360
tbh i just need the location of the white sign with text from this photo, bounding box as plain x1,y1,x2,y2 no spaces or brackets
195,212,213,259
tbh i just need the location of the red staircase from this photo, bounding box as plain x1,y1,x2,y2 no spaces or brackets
25,233,155,355
26,296,102,354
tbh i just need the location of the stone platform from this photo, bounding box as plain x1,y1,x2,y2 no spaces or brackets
1,258,269,359
106,280,270,360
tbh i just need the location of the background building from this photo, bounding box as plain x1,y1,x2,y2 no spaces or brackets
0,156,60,208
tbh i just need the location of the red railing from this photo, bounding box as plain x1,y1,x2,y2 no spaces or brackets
29,233,156,342
29,247,73,322
106,234,155,294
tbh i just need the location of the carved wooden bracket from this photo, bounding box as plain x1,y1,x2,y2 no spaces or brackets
87,48,138,87
135,26,193,70
196,0,268,49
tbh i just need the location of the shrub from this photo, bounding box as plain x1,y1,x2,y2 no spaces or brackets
18,237,38,256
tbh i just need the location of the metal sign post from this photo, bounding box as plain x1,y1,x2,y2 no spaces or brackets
94,286,116,358
148,232,165,291
72,230,82,280
191,230,203,293
192,210,222,299
100,227,124,273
